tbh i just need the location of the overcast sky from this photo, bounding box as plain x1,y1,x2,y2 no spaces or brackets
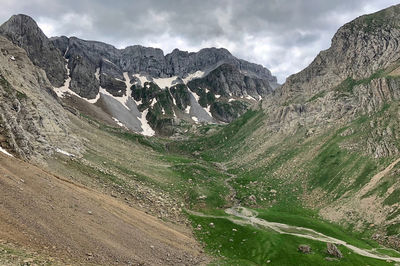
0,0,398,83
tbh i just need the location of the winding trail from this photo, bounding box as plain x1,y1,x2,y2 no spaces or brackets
214,162,240,206
189,207,400,262
191,162,400,263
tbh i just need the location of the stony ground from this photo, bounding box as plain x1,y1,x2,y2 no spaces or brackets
0,152,208,265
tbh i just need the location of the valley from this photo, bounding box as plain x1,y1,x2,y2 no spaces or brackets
1,3,400,266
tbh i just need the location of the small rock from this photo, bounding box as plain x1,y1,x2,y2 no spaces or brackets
249,195,257,203
209,222,215,228
298,244,312,254
87,211,93,215
232,228,237,232
23,258,34,263
325,257,338,261
266,260,271,263
326,243,343,258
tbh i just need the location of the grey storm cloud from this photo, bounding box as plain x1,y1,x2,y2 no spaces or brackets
0,0,398,83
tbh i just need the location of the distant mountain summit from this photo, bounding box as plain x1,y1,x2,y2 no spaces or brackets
0,14,278,135
0,14,67,87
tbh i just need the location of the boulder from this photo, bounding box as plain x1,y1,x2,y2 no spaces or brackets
298,244,312,254
326,243,343,258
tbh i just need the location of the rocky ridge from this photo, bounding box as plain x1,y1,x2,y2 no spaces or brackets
250,4,400,239
0,14,278,135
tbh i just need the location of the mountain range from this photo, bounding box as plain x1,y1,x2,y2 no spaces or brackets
1,4,400,265
0,14,278,137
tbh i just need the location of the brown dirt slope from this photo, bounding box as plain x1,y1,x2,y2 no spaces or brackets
0,153,206,265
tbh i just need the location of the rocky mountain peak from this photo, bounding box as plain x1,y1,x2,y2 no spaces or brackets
277,4,400,104
0,13,279,135
0,14,67,87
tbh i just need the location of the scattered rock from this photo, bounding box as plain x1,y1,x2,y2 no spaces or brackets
298,244,312,254
249,195,257,203
326,243,343,258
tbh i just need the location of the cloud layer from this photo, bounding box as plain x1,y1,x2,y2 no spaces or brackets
0,0,398,82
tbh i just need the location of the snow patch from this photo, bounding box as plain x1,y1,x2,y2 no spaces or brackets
0,147,13,157
183,70,204,84
56,148,74,157
95,68,100,80
150,98,157,107
168,89,177,106
54,61,99,104
138,109,155,136
228,98,235,102
215,94,221,99
99,72,132,110
133,74,149,86
245,95,257,101
112,117,128,129
191,90,200,102
192,116,199,123
103,58,118,67
205,105,212,117
185,105,191,114
187,88,214,122
153,76,179,89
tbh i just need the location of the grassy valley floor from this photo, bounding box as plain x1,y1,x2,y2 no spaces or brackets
2,107,400,265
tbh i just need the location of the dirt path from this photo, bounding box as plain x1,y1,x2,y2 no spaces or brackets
190,207,400,263
0,153,207,265
214,162,240,207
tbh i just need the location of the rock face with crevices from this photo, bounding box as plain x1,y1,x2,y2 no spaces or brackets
0,14,66,87
326,243,343,258
0,14,279,132
0,36,81,161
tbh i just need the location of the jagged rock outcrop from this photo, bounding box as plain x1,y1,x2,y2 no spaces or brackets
249,4,400,238
0,14,66,87
277,5,400,105
49,36,278,99
266,4,400,134
0,36,81,161
187,63,272,99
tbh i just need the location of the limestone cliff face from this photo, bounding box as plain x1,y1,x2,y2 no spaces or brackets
49,36,277,101
250,4,400,235
0,14,67,87
266,4,400,134
277,4,400,105
0,14,279,129
0,36,81,161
